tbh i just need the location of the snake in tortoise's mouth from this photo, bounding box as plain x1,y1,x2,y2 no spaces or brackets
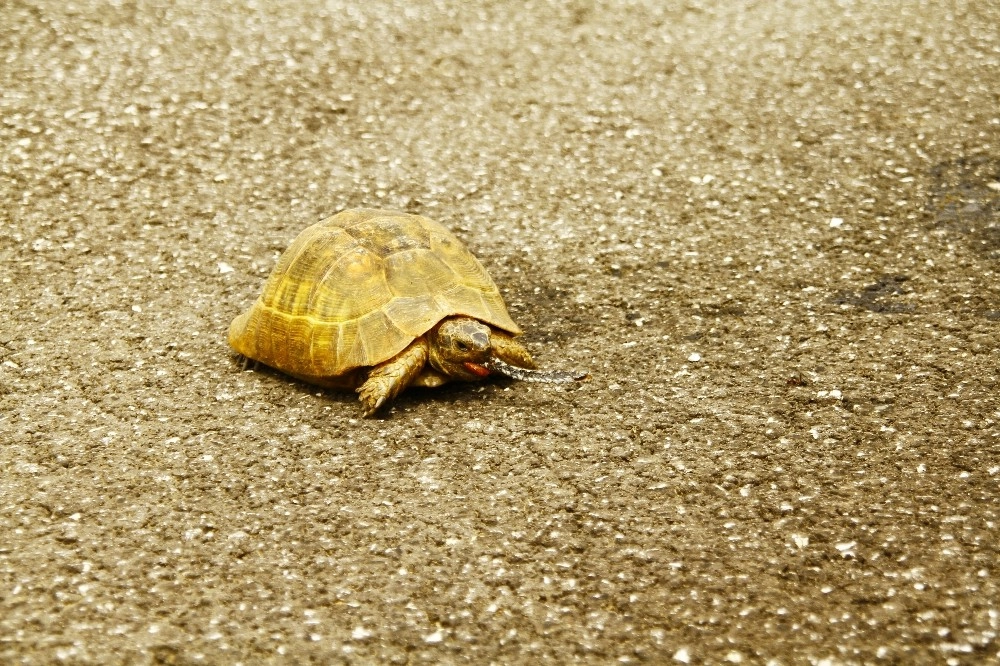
464,358,588,383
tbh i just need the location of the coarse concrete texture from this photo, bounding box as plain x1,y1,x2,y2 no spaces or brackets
1,0,998,664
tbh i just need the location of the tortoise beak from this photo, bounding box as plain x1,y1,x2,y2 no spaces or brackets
463,361,491,378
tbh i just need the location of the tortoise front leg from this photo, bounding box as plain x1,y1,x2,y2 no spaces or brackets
357,338,429,417
489,330,537,369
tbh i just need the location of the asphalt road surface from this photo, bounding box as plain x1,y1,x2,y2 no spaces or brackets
2,1,998,663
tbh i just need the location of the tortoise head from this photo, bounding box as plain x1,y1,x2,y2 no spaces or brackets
427,317,495,381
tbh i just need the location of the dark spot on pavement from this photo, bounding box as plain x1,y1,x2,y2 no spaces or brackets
829,274,915,313
927,156,1000,260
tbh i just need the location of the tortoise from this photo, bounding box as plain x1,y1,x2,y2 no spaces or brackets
228,209,586,416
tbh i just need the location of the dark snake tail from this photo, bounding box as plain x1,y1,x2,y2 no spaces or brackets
488,357,588,383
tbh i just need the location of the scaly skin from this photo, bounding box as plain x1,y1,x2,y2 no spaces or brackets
357,339,429,417
489,330,537,369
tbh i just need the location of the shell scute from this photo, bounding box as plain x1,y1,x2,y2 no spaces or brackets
431,231,495,288
309,248,393,323
382,295,446,338
346,215,431,257
384,248,456,298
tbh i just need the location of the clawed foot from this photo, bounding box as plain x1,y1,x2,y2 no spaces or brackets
357,376,392,417
355,339,429,417
236,354,258,371
358,380,386,418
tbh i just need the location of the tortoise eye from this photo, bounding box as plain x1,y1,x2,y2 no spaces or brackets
455,341,470,352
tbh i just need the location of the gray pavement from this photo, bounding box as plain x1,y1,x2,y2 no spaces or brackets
1,0,998,663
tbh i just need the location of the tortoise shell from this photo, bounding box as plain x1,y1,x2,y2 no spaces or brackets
228,209,521,382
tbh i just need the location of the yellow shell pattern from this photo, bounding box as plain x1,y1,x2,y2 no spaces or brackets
228,209,521,380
